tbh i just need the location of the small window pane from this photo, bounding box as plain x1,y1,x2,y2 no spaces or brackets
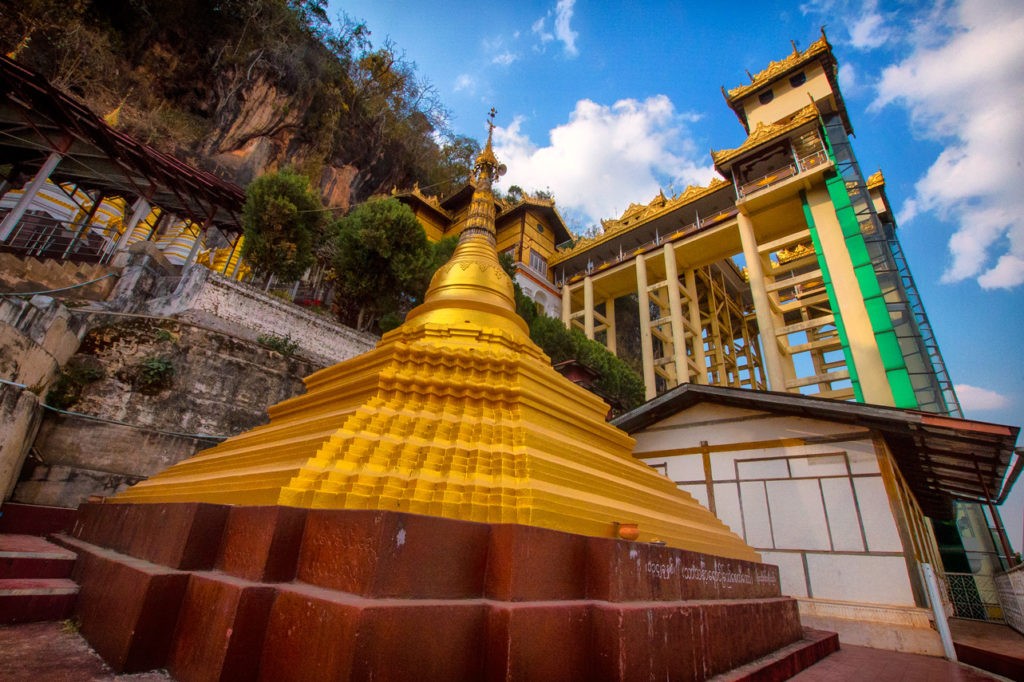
758,89,774,104
529,249,548,275
789,71,807,88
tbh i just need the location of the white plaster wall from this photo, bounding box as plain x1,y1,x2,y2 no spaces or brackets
636,402,916,614
761,551,808,597
148,268,378,366
805,553,914,605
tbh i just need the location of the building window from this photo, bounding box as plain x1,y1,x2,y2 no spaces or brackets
758,89,774,104
789,71,807,88
536,223,545,234
529,248,548,276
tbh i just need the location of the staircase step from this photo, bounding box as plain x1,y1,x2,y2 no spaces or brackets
0,535,77,579
0,578,78,624
711,628,839,681
0,503,77,536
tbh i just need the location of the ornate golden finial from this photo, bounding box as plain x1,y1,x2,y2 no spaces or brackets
473,108,506,185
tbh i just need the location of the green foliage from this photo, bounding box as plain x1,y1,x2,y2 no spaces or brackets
242,169,324,281
498,256,645,414
331,197,451,333
498,252,539,327
154,328,175,343
257,333,300,357
45,360,104,410
134,356,174,393
4,2,471,204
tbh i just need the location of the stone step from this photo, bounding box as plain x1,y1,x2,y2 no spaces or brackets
0,535,77,579
0,503,77,536
710,628,839,681
0,577,78,624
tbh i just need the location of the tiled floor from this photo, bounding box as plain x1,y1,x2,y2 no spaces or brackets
0,620,1016,680
791,643,1004,681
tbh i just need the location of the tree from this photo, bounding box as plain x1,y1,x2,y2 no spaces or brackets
241,169,324,282
331,197,451,332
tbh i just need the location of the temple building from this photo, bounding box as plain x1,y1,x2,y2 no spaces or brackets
400,32,958,418
395,183,572,318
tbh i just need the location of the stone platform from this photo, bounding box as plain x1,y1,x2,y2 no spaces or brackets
61,502,831,680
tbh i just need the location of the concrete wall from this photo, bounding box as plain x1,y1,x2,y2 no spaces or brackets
632,401,942,655
110,246,377,366
13,317,318,508
0,295,89,499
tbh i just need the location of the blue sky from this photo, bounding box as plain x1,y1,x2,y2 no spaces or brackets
330,0,1024,548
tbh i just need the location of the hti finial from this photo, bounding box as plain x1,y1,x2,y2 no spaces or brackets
474,108,505,183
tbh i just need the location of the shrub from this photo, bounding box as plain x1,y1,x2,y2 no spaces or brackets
134,356,174,393
257,333,300,357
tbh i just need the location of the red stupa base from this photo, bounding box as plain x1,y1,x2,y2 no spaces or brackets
60,502,837,680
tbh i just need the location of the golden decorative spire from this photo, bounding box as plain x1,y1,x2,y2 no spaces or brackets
112,111,758,562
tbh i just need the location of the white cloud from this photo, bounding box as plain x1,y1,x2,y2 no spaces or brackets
492,51,518,66
838,63,859,97
955,384,1011,411
531,16,553,44
553,0,579,57
531,1,579,57
847,1,893,50
493,96,718,227
872,0,1024,289
453,74,475,93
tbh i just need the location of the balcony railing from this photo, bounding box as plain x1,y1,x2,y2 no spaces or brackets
737,150,829,198
561,207,739,285
0,212,112,263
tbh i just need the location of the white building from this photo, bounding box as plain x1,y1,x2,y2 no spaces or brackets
613,383,1020,654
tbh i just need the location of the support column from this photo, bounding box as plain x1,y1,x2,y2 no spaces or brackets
561,282,571,329
737,211,786,391
604,297,616,355
181,222,206,270
583,276,595,340
0,152,62,241
663,244,688,385
115,197,152,251
684,269,707,384
635,254,657,400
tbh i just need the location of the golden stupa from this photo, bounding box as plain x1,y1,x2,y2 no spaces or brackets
114,114,758,562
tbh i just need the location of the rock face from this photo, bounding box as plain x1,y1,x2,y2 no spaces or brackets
12,318,317,508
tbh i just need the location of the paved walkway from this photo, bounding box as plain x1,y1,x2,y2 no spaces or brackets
0,620,1015,681
791,643,1005,681
0,622,169,681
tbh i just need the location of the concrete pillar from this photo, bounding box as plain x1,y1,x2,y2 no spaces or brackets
604,297,617,355
114,197,152,251
561,283,571,329
0,152,62,241
805,187,894,405
684,269,707,384
583,276,595,340
737,211,786,391
663,244,688,385
181,222,205,271
635,254,657,400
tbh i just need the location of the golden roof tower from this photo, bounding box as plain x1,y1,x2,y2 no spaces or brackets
114,111,758,562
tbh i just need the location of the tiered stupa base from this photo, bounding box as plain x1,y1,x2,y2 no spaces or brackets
62,502,837,680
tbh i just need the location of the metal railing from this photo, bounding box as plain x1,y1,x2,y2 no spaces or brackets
995,563,1024,635
946,571,1005,622
737,150,829,198
561,207,739,284
0,213,112,263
